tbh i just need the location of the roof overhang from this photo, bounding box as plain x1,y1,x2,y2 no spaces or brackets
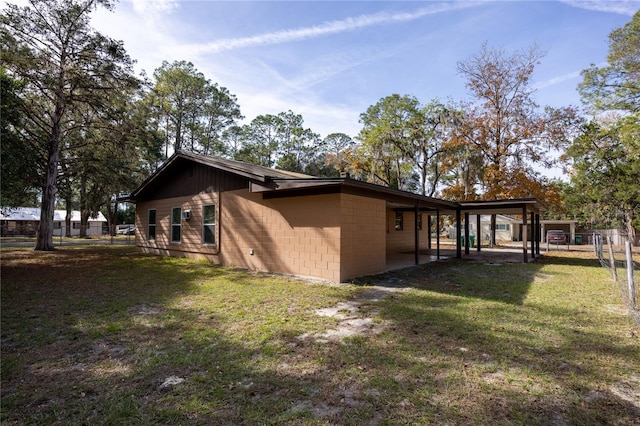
123,152,549,218
252,177,459,211
458,198,547,216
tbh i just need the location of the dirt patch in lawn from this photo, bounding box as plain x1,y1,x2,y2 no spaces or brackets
299,286,404,343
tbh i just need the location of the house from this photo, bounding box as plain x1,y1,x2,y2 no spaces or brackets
0,207,107,237
448,214,522,242
126,151,546,282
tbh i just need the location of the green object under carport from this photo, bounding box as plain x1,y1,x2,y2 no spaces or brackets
461,235,475,248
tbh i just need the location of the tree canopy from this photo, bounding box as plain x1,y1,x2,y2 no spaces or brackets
568,11,640,243
580,11,640,113
454,43,575,206
2,0,141,249
148,60,242,157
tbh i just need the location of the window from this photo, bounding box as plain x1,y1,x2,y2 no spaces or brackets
496,224,510,231
148,209,156,241
202,204,216,245
171,207,181,243
395,211,403,231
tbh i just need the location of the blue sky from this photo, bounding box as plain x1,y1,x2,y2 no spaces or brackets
12,0,640,138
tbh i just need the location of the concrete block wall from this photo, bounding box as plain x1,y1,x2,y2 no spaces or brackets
385,210,430,253
339,194,386,281
135,189,393,283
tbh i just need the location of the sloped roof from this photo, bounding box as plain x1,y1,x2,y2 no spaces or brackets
0,207,107,222
176,150,312,180
126,151,546,215
128,150,313,200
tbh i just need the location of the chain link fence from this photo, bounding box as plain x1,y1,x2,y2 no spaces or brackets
593,233,639,325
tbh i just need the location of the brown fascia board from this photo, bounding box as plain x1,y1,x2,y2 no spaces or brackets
256,177,459,210
458,198,548,214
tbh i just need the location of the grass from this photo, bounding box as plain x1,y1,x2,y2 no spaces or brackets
1,246,639,425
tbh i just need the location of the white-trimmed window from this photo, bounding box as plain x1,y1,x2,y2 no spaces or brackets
148,209,156,241
171,207,181,243
202,204,216,245
395,211,403,231
496,224,510,231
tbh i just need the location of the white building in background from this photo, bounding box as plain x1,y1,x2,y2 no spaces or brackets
0,207,107,236
448,214,521,241
449,215,579,243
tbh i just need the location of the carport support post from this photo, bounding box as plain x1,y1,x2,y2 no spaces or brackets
476,213,481,252
535,213,540,256
414,204,420,265
522,207,528,263
530,211,535,259
456,208,462,259
436,209,441,259
427,214,432,250
464,212,470,255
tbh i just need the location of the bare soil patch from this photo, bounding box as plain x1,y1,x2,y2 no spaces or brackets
300,286,403,343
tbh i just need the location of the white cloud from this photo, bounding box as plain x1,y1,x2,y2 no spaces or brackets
130,0,178,18
534,70,582,90
560,0,639,16
91,1,186,74
534,61,609,90
280,46,396,93
187,2,481,55
230,85,363,138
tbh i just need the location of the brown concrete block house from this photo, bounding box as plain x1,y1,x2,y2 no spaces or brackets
127,151,545,282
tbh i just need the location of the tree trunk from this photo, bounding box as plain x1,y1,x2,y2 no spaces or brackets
79,175,88,238
35,109,62,251
80,210,90,238
65,203,72,238
625,209,637,246
105,197,118,237
175,114,182,151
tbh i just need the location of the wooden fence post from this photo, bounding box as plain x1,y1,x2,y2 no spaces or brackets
625,242,637,309
608,237,618,282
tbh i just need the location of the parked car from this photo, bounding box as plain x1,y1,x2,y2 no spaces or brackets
117,225,135,235
547,230,567,244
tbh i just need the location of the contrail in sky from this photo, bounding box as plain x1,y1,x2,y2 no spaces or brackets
560,0,638,16
189,2,481,54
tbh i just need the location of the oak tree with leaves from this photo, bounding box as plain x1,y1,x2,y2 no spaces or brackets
455,43,576,244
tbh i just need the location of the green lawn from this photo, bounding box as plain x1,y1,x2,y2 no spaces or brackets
1,246,638,425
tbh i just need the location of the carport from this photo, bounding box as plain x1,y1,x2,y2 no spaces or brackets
457,199,546,263
386,198,546,271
